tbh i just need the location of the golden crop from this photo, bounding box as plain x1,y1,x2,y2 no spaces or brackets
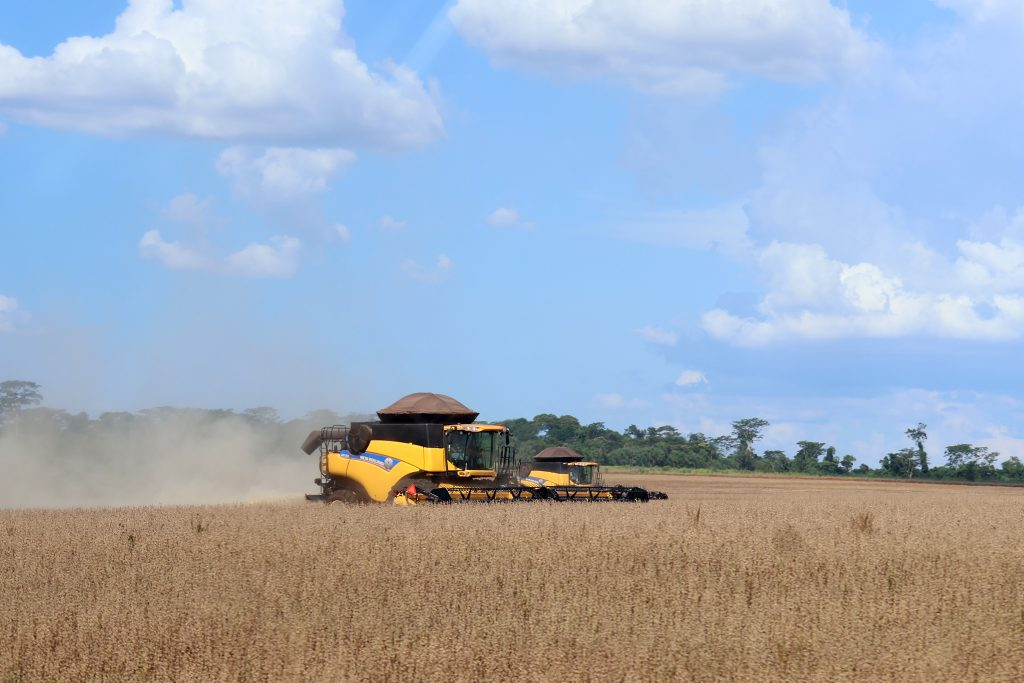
3,474,1024,682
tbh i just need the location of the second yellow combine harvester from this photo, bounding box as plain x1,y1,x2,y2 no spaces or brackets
302,392,667,504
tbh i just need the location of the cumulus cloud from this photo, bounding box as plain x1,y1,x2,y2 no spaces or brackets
140,230,301,278
689,11,1024,346
140,197,303,278
594,392,626,409
486,207,532,228
334,224,352,243
224,236,301,278
741,12,1024,272
593,392,647,410
620,204,753,259
379,215,407,231
676,370,708,387
933,0,1024,24
0,294,20,331
450,0,877,94
401,254,453,282
213,146,357,239
702,237,1024,346
139,229,209,271
636,325,679,347
161,193,213,227
0,0,443,148
216,146,356,201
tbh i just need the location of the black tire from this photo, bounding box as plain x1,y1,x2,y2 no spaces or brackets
626,487,650,502
532,486,558,501
326,480,371,504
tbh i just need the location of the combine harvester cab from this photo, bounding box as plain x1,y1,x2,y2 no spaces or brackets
302,393,666,504
523,446,669,501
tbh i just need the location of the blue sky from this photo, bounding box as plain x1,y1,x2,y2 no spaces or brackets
3,0,1024,464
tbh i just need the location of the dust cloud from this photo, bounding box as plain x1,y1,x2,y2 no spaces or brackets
0,408,363,509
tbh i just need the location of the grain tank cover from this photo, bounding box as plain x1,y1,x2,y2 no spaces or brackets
377,392,479,424
534,446,585,462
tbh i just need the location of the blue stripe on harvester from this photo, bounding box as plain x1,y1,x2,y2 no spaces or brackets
340,450,401,471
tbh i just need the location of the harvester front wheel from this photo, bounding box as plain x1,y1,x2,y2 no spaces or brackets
326,483,370,504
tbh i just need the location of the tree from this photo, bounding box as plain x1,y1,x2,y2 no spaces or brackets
793,441,825,472
944,443,996,468
732,418,769,450
943,443,999,481
655,425,682,440
1002,456,1024,481
881,448,920,478
729,418,769,471
839,454,856,474
709,435,738,458
905,422,929,474
760,450,791,472
243,407,280,425
625,424,644,441
0,380,42,425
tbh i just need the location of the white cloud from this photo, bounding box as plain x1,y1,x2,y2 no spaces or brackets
0,294,19,331
702,237,1024,346
401,254,453,282
979,427,1024,462
216,146,355,200
594,392,626,409
0,0,442,148
593,392,648,410
161,193,213,227
224,236,301,278
0,121,7,136
636,325,678,347
450,0,877,95
140,196,303,278
676,370,708,387
486,207,532,228
379,215,407,231
955,238,1024,292
334,224,351,243
619,204,752,259
139,229,209,271
933,0,1024,24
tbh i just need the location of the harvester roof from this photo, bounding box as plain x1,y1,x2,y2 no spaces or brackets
377,392,480,424
533,446,586,462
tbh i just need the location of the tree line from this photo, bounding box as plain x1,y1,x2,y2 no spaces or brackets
2,380,1022,483
501,414,1024,483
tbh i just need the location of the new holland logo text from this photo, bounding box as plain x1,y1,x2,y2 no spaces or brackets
341,451,401,471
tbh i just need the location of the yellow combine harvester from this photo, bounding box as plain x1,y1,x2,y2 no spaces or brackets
522,446,668,501
302,393,667,504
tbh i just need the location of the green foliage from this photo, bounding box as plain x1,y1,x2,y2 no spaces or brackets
1001,456,1024,480
942,443,999,481
906,422,929,474
759,450,791,472
0,380,43,425
793,441,825,473
881,448,921,479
